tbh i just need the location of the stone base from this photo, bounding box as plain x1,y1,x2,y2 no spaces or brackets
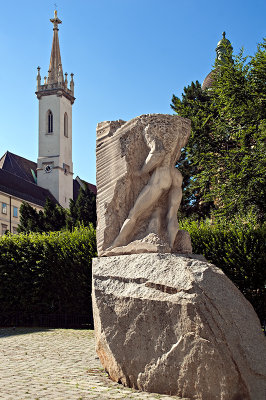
102,230,192,256
92,253,266,400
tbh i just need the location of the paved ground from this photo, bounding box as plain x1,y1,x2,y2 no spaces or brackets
0,328,186,400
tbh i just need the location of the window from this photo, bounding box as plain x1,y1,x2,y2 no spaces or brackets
48,110,53,133
64,112,68,137
1,224,7,235
2,203,7,214
13,206,18,218
12,226,18,234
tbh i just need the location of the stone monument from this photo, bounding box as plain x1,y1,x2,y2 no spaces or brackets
92,114,266,400
96,114,192,256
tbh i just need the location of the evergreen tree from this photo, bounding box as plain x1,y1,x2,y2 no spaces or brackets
42,198,67,231
18,185,97,233
18,199,66,233
67,185,96,229
171,80,215,217
18,202,45,233
171,38,266,221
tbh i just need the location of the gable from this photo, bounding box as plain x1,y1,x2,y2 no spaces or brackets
0,151,37,183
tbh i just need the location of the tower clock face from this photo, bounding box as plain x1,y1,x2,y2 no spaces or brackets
45,165,53,173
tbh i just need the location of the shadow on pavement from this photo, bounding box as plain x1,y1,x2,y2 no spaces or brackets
0,327,54,339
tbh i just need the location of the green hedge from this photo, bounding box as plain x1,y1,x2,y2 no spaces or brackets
1,221,265,328
180,219,266,325
0,226,97,321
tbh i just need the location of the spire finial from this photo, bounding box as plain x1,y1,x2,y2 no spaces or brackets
50,9,62,31
222,31,226,39
36,67,41,90
48,10,63,84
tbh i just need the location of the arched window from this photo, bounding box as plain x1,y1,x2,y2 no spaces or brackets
48,110,53,133
64,112,68,137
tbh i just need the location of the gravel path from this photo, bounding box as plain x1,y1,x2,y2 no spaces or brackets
0,328,185,400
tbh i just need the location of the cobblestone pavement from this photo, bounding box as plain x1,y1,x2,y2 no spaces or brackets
0,328,187,400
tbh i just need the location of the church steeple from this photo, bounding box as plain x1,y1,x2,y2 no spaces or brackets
36,10,75,103
36,11,75,209
48,10,64,84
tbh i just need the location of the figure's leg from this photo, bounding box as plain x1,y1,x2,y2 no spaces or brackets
112,167,172,247
147,207,163,235
112,184,163,247
167,168,183,248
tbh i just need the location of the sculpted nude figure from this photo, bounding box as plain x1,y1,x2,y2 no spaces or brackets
112,125,183,249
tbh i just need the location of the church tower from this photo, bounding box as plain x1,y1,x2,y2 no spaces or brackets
36,10,75,208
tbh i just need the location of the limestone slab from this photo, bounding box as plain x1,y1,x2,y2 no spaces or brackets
96,114,191,256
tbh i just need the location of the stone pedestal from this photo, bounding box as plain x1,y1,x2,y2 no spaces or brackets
92,253,266,400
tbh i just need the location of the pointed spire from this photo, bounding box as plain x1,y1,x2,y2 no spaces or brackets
48,10,64,84
35,11,75,104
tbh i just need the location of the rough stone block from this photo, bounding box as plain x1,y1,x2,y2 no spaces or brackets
92,253,266,399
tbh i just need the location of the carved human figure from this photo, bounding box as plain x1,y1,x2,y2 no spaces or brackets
112,125,183,249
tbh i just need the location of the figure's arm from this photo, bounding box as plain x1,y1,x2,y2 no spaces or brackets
137,127,165,175
140,146,165,174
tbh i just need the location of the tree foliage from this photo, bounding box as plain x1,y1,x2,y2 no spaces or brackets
18,198,66,233
67,186,96,230
18,185,96,233
171,38,266,221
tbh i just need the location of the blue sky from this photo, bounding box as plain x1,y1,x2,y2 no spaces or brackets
0,0,265,185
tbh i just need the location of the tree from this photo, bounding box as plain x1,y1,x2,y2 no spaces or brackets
18,198,66,233
67,185,96,229
18,186,97,233
171,38,266,221
18,202,45,233
171,80,215,218
42,198,67,231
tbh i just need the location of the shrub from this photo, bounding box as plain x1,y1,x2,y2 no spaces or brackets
0,226,97,322
180,218,266,325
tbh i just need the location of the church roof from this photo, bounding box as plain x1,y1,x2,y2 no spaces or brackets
0,151,96,206
202,32,233,90
202,70,218,91
73,176,97,202
0,169,57,207
0,151,37,183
